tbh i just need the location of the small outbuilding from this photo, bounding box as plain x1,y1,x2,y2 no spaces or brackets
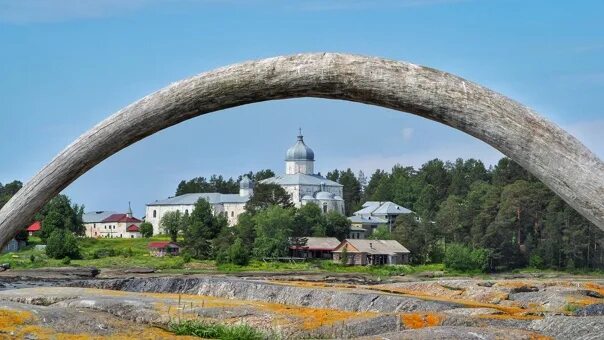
332,239,410,265
289,237,341,259
148,241,180,257
26,221,41,236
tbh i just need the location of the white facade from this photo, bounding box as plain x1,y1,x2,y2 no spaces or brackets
146,186,250,235
83,210,143,239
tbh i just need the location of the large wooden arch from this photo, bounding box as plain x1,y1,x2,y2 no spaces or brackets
1,53,603,247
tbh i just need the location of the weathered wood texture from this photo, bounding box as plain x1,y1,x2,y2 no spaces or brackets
1,53,603,247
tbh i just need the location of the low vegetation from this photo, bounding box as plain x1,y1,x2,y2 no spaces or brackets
169,320,266,340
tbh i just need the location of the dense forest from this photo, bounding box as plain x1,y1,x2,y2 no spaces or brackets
175,157,604,271
326,158,604,271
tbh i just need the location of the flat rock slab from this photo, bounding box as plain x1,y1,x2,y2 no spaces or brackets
530,315,604,340
0,266,99,279
355,326,547,340
72,276,463,313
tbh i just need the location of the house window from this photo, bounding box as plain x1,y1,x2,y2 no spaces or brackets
153,210,157,218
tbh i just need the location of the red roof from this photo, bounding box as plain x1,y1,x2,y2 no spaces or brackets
126,224,140,232
26,221,41,232
148,241,179,249
101,214,142,223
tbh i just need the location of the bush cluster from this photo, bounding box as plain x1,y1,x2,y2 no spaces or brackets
443,243,489,272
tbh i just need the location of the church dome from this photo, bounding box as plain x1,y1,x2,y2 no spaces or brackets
315,191,335,200
240,176,254,189
286,133,314,161
301,195,315,201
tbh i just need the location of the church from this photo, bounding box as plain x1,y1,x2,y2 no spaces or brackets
145,132,345,235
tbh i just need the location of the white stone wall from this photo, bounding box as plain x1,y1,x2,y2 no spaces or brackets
285,160,314,175
146,204,195,235
223,202,247,225
146,202,246,235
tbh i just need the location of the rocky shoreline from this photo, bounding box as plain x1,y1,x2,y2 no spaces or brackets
0,269,602,339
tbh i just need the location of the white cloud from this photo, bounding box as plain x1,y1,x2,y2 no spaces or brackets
401,127,414,142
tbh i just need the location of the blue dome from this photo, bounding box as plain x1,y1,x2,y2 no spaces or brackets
239,176,254,189
286,134,315,161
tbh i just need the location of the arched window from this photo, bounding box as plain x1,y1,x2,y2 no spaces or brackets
153,210,157,218
231,211,234,217
185,209,189,215
323,203,328,214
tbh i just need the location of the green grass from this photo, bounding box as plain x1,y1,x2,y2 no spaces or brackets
0,236,211,271
169,320,267,340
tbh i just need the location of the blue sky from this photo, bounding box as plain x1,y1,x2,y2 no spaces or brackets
0,0,602,217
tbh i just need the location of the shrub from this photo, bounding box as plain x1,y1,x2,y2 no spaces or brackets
169,320,265,340
93,248,116,259
139,222,154,238
529,254,545,269
61,256,71,265
228,238,250,266
182,252,192,263
444,243,489,272
45,230,80,260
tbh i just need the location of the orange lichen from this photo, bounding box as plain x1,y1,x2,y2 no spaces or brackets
400,313,441,329
476,313,542,321
0,309,34,329
368,286,527,315
142,290,375,330
583,282,604,296
566,295,602,306
259,302,374,330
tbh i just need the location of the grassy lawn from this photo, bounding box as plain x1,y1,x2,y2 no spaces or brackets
0,237,445,277
0,236,211,271
3,237,599,278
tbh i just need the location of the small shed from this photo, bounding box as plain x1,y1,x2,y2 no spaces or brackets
26,221,41,236
148,241,180,257
332,239,410,265
289,237,341,259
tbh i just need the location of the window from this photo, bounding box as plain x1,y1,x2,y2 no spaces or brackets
153,210,157,218
231,211,234,217
323,203,328,214
131,235,134,238
185,209,189,214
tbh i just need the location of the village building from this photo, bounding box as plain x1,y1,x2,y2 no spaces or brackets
148,241,180,257
83,205,142,238
349,201,415,236
332,239,411,265
83,211,117,237
26,221,41,236
146,131,345,235
289,237,341,259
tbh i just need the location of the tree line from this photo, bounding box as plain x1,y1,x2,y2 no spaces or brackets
174,157,604,271
329,158,604,271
